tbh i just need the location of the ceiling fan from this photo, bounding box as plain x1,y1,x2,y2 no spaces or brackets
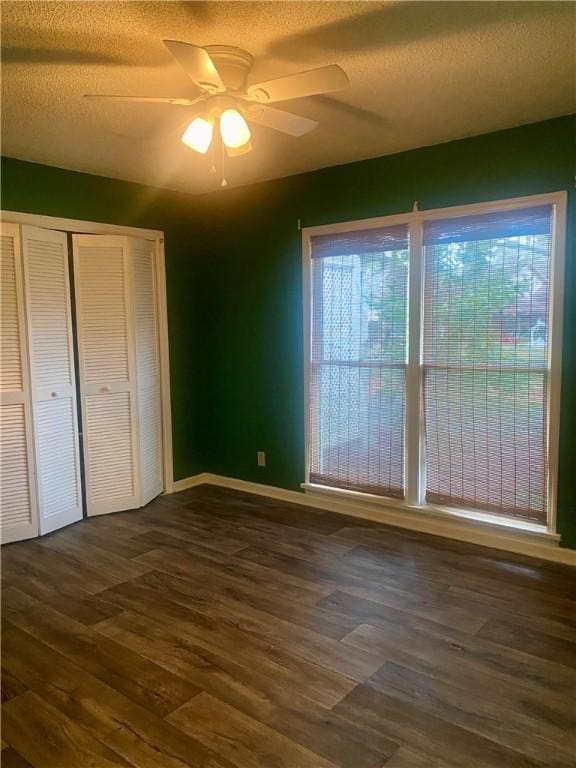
85,41,349,163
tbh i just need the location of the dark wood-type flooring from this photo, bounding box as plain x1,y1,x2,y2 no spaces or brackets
1,484,575,767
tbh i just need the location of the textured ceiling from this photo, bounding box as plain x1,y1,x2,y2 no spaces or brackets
2,1,575,194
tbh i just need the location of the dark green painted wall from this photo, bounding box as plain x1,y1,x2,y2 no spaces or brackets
0,157,208,481
2,114,575,546
194,115,576,548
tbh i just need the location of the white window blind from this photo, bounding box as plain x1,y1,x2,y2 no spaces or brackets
309,225,409,497
422,205,553,522
306,197,562,529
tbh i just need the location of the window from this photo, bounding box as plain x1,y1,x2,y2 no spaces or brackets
304,195,565,529
309,225,409,498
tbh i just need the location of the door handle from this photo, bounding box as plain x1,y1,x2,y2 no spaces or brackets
102,385,111,392
51,391,59,398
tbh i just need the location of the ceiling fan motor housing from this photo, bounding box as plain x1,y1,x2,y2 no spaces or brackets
204,45,254,92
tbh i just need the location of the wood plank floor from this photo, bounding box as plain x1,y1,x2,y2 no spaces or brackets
2,484,575,767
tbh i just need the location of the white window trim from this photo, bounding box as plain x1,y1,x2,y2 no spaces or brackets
302,191,567,538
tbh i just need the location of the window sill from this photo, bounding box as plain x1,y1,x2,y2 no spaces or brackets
301,482,559,544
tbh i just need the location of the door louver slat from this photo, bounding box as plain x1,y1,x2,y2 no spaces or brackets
1,235,24,392
0,404,32,528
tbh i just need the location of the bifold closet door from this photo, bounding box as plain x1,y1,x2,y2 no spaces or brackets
73,235,140,515
132,239,163,505
0,224,38,543
21,225,83,534
73,234,162,515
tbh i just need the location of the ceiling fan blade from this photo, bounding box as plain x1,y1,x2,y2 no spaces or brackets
246,64,348,103
163,40,225,93
246,105,318,137
84,94,207,106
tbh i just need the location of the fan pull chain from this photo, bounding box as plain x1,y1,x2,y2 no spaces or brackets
209,135,217,175
220,127,228,188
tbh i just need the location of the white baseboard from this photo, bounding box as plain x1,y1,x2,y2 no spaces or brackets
171,473,213,492
170,472,576,566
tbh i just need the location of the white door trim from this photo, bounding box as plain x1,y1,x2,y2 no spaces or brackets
0,210,163,240
155,237,174,493
0,211,173,495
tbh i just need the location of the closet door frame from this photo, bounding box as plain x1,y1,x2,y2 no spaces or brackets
0,211,174,498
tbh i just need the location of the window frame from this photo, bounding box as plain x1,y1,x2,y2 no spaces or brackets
302,191,567,535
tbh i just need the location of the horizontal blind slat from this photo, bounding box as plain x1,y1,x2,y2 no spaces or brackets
311,225,408,259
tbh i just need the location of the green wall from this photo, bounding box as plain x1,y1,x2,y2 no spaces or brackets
194,115,576,548
2,114,575,546
0,157,208,481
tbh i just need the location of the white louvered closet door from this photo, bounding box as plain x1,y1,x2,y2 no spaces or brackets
73,235,140,515
22,226,83,534
130,238,163,505
0,224,39,542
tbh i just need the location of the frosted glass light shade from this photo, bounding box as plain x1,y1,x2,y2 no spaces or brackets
181,116,213,154
220,109,251,149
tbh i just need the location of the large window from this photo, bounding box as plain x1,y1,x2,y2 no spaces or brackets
304,195,565,529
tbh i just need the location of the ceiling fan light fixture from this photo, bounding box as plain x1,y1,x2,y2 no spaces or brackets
219,108,251,149
86,42,350,169
225,140,253,158
181,115,214,154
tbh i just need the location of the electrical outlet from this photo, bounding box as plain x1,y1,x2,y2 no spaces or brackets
257,451,266,467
